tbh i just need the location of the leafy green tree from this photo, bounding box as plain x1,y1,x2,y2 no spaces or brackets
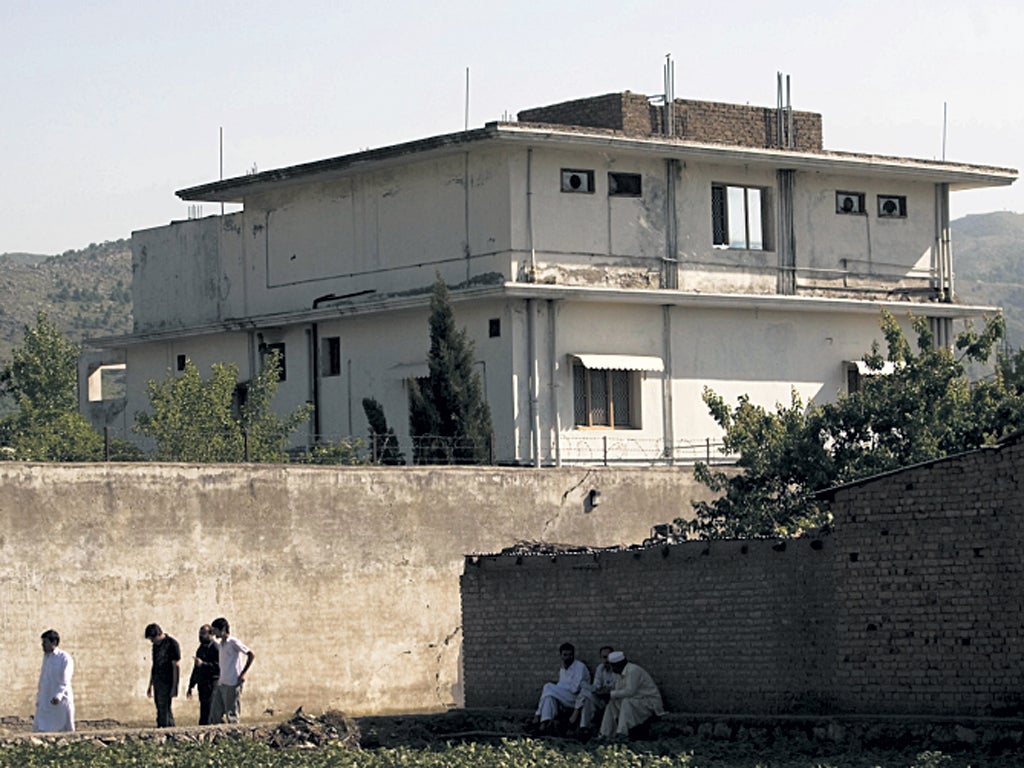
684,311,1024,539
362,397,405,465
135,351,310,462
0,311,105,461
408,276,493,464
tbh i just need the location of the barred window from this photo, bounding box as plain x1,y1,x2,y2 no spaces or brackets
573,364,636,428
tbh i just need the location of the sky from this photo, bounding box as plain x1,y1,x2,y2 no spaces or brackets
2,0,1022,255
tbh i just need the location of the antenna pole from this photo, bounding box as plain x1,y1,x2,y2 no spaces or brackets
942,102,948,161
465,67,470,132
219,126,224,216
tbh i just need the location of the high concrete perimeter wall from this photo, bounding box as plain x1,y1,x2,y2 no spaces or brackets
461,536,835,714
461,439,1024,717
0,463,711,723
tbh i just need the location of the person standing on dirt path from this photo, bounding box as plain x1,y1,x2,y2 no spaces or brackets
209,617,254,724
34,629,75,733
186,624,220,725
145,623,181,728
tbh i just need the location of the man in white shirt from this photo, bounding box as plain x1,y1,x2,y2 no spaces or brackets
599,651,665,740
532,642,590,733
208,617,255,724
34,629,75,733
571,645,619,732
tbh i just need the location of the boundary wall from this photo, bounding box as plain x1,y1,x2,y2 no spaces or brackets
462,438,1024,717
0,463,711,723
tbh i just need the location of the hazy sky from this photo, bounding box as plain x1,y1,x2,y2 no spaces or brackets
2,0,1021,255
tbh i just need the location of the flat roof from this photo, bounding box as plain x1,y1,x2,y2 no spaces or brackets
177,122,1017,204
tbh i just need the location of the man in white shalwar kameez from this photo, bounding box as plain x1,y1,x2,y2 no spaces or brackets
599,651,664,740
532,642,590,732
34,629,75,733
571,645,619,731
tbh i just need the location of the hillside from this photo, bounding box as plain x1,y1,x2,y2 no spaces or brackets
0,212,1020,368
0,240,132,364
952,211,1024,348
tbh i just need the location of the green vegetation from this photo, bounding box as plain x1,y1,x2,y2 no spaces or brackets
0,738,1012,768
363,396,405,464
0,311,106,460
685,311,1024,539
134,353,311,462
408,275,493,464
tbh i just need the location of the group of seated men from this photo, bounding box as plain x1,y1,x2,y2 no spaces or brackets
531,642,664,740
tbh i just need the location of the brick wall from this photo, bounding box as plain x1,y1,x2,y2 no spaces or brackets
461,536,835,713
830,440,1024,715
461,438,1024,717
517,92,823,151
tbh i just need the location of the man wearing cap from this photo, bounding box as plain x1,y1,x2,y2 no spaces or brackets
599,651,665,740
532,642,590,733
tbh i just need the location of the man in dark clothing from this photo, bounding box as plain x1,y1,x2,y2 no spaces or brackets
144,623,180,728
186,624,220,725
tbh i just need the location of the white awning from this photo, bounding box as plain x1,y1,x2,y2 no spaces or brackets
572,354,664,372
849,360,897,376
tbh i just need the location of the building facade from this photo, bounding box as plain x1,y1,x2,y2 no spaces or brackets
81,91,1016,464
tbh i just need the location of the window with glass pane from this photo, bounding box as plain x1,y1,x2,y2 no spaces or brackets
712,183,767,250
573,364,636,428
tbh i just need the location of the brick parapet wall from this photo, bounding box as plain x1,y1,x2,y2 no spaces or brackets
517,92,823,151
829,442,1024,715
462,536,835,714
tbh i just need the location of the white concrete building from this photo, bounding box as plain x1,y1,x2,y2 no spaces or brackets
81,91,1016,464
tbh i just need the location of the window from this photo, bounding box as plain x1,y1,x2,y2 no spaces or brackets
561,169,594,193
176,354,187,372
877,195,907,218
320,337,341,377
260,342,287,381
488,318,501,338
836,191,865,215
608,172,642,197
711,183,767,249
573,364,636,428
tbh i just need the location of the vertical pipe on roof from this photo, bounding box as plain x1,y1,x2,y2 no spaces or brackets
527,148,537,281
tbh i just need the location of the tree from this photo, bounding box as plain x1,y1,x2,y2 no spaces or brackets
362,397,405,465
0,311,105,461
135,351,310,462
408,276,493,464
683,311,1024,539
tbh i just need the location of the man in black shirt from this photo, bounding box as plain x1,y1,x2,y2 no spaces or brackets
186,624,220,725
144,623,180,728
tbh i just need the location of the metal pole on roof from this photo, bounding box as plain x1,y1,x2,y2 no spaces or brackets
219,126,224,216
465,67,470,132
942,101,948,161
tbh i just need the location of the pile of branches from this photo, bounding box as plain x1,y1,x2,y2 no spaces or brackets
266,708,360,750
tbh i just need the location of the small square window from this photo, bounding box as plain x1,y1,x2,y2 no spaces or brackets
488,318,501,338
877,195,907,218
321,336,341,377
836,192,865,215
609,172,642,197
176,354,187,372
561,169,594,193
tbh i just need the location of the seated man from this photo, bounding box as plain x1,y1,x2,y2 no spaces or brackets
532,642,590,733
570,645,618,732
599,651,665,740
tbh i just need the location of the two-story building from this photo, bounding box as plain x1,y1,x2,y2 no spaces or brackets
81,91,1016,464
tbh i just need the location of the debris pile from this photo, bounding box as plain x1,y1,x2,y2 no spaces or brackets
266,708,360,750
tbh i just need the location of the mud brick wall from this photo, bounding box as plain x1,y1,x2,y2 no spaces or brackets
829,440,1024,716
461,536,835,714
462,438,1024,716
518,92,823,151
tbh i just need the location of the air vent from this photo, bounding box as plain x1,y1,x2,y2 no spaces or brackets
561,169,594,194
836,191,865,214
877,195,907,218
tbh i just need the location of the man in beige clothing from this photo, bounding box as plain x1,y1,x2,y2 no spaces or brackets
599,651,665,739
